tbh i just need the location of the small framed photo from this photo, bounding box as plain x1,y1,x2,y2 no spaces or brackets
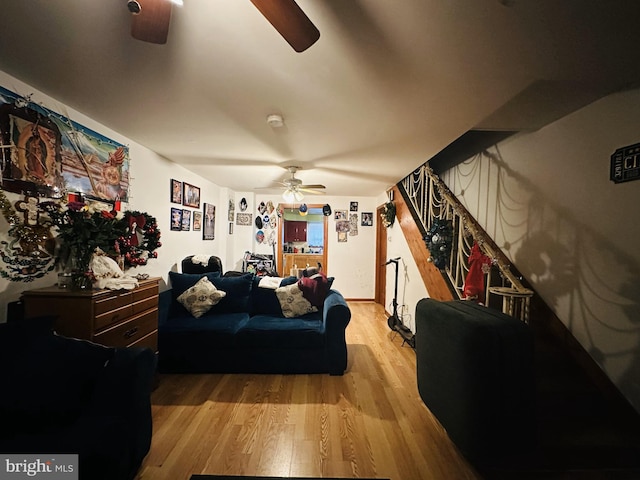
350,201,359,212
192,211,202,231
171,179,182,204
170,207,182,231
361,212,373,226
183,182,200,208
181,209,191,231
334,209,347,220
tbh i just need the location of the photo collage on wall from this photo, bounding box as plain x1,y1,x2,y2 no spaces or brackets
333,201,373,242
170,179,214,240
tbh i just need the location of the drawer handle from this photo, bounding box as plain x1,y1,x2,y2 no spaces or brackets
124,327,138,339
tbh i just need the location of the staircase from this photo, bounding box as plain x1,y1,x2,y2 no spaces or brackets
394,167,640,478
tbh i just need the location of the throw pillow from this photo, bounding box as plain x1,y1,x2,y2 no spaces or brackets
298,273,331,309
275,282,318,318
177,277,226,318
168,270,222,301
209,273,254,313
251,275,298,316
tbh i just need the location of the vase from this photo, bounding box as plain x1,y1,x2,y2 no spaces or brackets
62,248,93,290
71,272,92,290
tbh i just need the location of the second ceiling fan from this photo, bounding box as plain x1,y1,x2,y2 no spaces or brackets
129,0,320,52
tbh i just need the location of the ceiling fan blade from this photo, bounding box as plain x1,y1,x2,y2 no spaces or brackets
299,184,325,189
250,0,320,52
131,0,172,44
299,188,325,194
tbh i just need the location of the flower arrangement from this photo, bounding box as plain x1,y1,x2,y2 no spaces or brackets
40,201,124,276
381,201,396,228
40,200,162,283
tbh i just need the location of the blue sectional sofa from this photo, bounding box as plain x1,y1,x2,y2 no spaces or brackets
158,271,351,375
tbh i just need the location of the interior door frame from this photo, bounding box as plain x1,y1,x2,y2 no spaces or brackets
277,203,328,276
375,204,387,307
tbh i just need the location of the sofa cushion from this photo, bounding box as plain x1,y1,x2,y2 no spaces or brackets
177,276,226,318
236,314,324,349
208,273,254,314
159,312,249,349
275,282,318,318
250,275,298,316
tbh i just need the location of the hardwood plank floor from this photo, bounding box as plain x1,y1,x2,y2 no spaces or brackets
136,301,479,480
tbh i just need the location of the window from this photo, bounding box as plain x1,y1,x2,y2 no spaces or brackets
307,222,324,247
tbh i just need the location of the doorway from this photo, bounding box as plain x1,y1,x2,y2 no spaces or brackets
277,204,328,277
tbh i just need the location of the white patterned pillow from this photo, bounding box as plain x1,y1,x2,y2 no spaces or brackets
275,282,318,318
177,276,226,318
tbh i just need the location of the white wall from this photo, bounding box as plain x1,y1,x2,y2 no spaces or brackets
0,71,380,322
440,88,640,412
376,191,429,332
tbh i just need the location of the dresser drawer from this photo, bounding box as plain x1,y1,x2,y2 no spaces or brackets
133,282,159,301
94,291,133,316
132,294,158,316
129,330,158,350
94,309,158,348
95,304,133,331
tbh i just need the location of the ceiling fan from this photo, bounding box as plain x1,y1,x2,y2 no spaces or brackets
277,166,326,202
129,0,320,51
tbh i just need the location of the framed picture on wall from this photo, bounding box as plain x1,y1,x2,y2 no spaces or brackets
171,179,182,204
170,207,182,231
183,182,200,208
361,212,373,226
181,209,191,231
192,211,202,231
203,203,215,240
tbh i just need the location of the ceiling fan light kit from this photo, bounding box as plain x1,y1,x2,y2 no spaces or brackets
282,188,304,202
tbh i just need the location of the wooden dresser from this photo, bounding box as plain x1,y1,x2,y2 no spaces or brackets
21,277,160,350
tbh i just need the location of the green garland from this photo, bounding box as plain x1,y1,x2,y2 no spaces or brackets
381,201,396,228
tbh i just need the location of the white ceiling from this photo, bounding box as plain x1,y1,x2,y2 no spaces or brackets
1,0,639,197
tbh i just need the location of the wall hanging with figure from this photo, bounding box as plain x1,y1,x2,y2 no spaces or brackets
0,85,129,203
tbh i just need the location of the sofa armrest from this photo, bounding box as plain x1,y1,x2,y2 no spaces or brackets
86,347,157,477
323,290,351,375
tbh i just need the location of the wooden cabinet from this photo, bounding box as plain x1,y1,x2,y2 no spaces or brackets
21,277,160,350
284,220,307,242
283,254,324,276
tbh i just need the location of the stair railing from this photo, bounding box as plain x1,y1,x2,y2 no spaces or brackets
400,164,534,322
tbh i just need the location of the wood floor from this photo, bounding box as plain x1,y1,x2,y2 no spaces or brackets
136,301,479,480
